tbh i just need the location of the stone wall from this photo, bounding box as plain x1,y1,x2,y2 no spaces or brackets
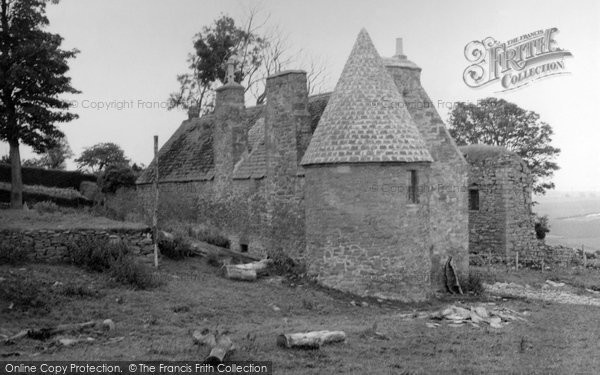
0,228,153,262
264,71,310,259
385,61,469,292
464,149,538,259
304,163,432,302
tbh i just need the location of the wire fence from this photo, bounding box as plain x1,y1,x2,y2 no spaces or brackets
470,243,600,271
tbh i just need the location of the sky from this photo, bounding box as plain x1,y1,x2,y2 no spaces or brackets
0,0,598,192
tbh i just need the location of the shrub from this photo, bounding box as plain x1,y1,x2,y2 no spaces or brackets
33,200,59,214
108,255,162,290
158,232,193,260
0,163,95,189
267,248,307,277
0,243,29,264
191,224,230,249
460,271,485,295
535,214,550,240
98,165,137,194
65,236,160,289
97,187,145,222
65,236,129,272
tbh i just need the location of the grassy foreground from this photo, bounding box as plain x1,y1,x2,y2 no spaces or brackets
2,258,600,374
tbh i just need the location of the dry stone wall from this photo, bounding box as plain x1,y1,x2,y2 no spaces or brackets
0,227,153,262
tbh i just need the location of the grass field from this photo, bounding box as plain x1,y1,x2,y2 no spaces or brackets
3,258,600,374
0,209,147,231
535,192,600,252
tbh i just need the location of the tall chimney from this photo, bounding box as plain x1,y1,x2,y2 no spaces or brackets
213,58,246,191
395,37,406,59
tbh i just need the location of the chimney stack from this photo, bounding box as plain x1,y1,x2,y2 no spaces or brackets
395,37,406,59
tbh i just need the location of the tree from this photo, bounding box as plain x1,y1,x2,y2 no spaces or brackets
98,164,136,194
168,9,330,113
448,97,560,195
167,14,266,114
75,142,129,173
0,0,79,208
22,136,73,169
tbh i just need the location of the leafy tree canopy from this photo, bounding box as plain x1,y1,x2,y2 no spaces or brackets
0,0,79,207
22,136,73,169
448,97,560,195
75,142,129,173
168,14,266,113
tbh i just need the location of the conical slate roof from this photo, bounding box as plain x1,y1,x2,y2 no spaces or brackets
301,29,432,165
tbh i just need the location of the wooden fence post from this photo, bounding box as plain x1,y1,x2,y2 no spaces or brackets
153,135,159,269
516,252,519,271
583,245,587,269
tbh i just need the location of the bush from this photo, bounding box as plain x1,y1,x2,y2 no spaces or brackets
33,200,59,214
0,163,95,189
66,236,129,272
0,243,29,264
108,255,161,290
96,187,145,222
191,224,230,249
266,248,307,278
0,182,91,207
460,271,485,295
65,236,160,289
98,165,137,194
158,232,193,260
535,214,550,240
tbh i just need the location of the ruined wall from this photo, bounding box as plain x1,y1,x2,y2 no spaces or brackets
304,163,432,302
464,151,537,258
263,71,311,259
385,62,469,291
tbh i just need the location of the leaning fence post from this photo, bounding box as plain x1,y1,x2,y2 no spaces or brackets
153,135,159,269
583,245,587,268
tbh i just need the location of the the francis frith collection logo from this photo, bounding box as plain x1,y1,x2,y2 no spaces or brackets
463,27,573,92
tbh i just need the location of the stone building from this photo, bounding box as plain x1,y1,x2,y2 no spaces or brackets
137,29,483,301
460,144,538,259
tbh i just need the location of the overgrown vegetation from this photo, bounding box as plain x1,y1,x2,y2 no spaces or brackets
33,200,60,214
98,165,138,194
189,224,230,249
266,248,308,279
65,236,160,289
535,214,551,240
157,231,193,260
0,243,29,265
460,271,485,295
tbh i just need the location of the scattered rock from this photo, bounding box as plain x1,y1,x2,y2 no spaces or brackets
427,304,526,329
106,337,124,344
350,301,357,307
361,301,369,307
102,319,115,331
545,280,565,288
57,337,95,347
271,305,281,312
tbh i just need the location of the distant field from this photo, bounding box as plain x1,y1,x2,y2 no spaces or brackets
535,192,600,252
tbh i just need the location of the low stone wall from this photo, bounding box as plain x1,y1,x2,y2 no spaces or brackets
0,228,154,263
470,241,590,269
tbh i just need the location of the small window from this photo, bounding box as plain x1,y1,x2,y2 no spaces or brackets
408,170,419,204
469,189,479,210
240,244,248,253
